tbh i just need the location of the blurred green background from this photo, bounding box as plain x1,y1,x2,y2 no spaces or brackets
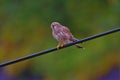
0,0,120,80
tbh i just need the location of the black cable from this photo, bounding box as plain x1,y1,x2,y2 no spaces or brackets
0,28,120,67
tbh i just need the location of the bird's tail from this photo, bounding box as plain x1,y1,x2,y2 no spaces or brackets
73,38,83,48
75,44,83,48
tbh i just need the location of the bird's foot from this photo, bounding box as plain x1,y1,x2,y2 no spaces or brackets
57,42,65,49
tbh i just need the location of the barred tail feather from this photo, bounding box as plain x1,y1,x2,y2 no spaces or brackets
72,38,83,48
75,44,83,48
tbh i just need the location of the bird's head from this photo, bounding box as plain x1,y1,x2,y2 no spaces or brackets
51,22,62,30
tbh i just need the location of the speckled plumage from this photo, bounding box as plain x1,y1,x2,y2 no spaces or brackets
51,22,82,49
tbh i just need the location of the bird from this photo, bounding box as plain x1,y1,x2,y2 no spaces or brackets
51,22,82,49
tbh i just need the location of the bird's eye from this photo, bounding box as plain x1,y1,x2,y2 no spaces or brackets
52,25,55,28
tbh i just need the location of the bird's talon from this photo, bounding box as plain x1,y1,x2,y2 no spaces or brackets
60,43,64,47
57,43,61,49
57,45,60,49
57,42,65,49
57,46,60,49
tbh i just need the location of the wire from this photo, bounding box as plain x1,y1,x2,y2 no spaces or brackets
0,28,120,67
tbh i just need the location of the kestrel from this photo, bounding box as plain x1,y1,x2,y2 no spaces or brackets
51,22,82,49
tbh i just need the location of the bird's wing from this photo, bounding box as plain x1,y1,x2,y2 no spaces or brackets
61,26,75,41
61,26,72,35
